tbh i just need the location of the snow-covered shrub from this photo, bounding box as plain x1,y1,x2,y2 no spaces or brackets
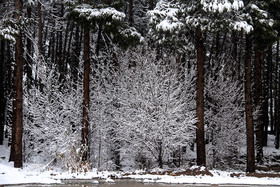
205,60,246,170
117,47,196,169
89,52,122,170
59,141,91,173
23,64,83,168
90,46,197,170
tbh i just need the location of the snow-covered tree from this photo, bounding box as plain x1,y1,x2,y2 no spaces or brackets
23,63,83,168
114,47,196,169
205,60,245,170
148,0,254,168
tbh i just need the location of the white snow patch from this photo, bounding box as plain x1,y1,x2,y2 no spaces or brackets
0,162,59,185
105,178,115,183
1,137,280,186
127,171,280,186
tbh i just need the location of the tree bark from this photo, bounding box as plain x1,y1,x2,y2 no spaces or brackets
244,34,255,173
149,0,154,10
267,45,274,134
262,64,269,147
0,39,5,145
72,24,81,85
254,44,263,163
275,40,280,149
195,27,206,167
128,0,133,26
37,1,42,54
9,0,23,168
25,5,33,89
57,4,65,82
81,0,90,161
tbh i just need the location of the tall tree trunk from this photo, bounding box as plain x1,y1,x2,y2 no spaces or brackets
9,0,23,168
195,27,206,167
244,34,255,173
0,39,5,145
254,44,263,163
37,1,42,54
25,5,33,89
81,0,90,161
275,40,280,149
57,4,65,82
149,0,154,10
128,0,133,26
62,22,70,67
267,45,274,134
262,57,269,146
73,26,81,85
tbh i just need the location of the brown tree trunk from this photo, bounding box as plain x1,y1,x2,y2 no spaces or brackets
0,40,5,145
267,45,274,134
254,44,263,163
25,5,33,89
195,28,206,167
149,0,154,10
38,1,42,54
128,0,133,26
9,0,23,168
57,4,64,82
244,34,255,173
62,22,70,67
81,0,90,162
262,58,269,146
72,25,81,85
275,40,280,149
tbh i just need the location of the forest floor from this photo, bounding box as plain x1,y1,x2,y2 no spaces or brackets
1,135,280,186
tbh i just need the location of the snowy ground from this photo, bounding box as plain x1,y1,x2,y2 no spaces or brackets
1,136,280,186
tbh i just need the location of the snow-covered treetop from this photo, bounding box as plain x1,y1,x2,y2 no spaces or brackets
230,21,253,33
147,1,183,32
148,0,254,35
66,3,142,48
25,0,36,6
0,18,20,42
147,0,188,51
70,4,125,23
0,25,18,42
250,3,274,27
201,0,244,13
247,2,277,44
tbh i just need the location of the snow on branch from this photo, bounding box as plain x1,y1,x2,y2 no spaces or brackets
0,19,19,42
201,0,244,13
147,1,183,32
71,4,125,22
230,21,253,33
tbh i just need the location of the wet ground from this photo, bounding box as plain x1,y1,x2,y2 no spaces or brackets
4,179,280,187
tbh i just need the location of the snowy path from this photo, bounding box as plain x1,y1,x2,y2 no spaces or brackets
1,162,280,186
1,141,280,186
